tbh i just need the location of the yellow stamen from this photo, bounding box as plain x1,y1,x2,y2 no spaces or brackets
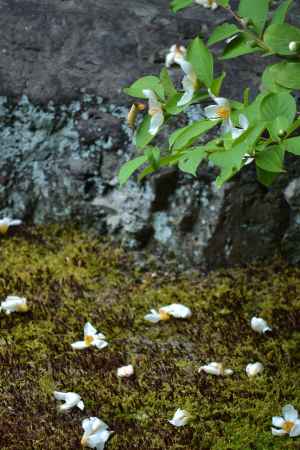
84,335,94,346
158,309,171,321
283,421,295,433
0,224,9,235
16,303,28,313
217,106,230,120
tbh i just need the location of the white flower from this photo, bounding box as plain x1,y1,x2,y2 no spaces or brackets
142,89,164,136
81,417,113,449
195,0,218,10
176,59,199,106
198,362,233,376
246,362,264,378
71,322,108,350
0,296,28,314
250,317,272,334
144,303,192,323
231,114,249,140
165,44,187,67
53,391,84,411
0,217,21,235
272,405,300,437
168,409,190,427
204,90,233,135
117,364,134,378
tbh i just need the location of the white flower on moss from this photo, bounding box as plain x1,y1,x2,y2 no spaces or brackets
195,0,218,10
71,322,108,350
0,217,21,235
168,409,190,427
246,362,264,378
81,417,113,449
144,304,192,323
231,114,249,140
251,317,272,334
198,362,233,376
54,391,84,411
165,44,187,67
117,364,134,378
142,89,164,136
204,90,233,135
176,59,198,106
0,296,28,314
272,405,300,437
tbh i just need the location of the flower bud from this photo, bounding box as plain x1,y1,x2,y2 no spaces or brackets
289,41,300,52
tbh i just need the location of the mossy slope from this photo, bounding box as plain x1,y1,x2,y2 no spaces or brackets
0,226,300,450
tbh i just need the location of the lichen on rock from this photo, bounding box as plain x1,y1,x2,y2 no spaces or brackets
0,225,299,449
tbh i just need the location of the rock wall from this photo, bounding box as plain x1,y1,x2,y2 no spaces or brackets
0,0,300,269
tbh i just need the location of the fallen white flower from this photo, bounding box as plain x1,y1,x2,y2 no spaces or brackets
251,317,272,334
71,322,108,350
142,89,164,135
165,44,187,68
176,58,199,106
144,303,192,323
0,296,28,314
195,0,218,10
272,404,300,437
198,362,233,376
168,408,190,427
204,90,233,135
117,364,134,378
81,417,113,449
231,114,249,140
0,217,21,235
246,362,264,378
54,391,84,411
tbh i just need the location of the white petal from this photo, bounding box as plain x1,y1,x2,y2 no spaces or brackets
53,391,67,401
199,364,221,376
246,362,264,377
272,416,285,428
93,339,108,350
290,420,300,437
224,369,234,376
221,118,233,135
250,317,271,334
239,114,249,130
283,404,298,422
71,340,87,350
160,304,191,319
84,322,98,337
271,427,287,436
117,364,134,378
88,430,112,450
204,105,220,120
214,96,229,107
165,53,174,68
144,310,161,323
231,127,243,140
149,111,164,135
143,89,160,111
77,400,85,411
168,409,189,427
177,59,194,78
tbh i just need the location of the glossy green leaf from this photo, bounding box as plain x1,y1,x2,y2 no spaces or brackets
256,145,285,172
256,167,279,186
170,0,193,12
160,68,177,99
220,33,260,60
118,155,147,185
260,92,296,126
208,24,240,46
285,137,300,155
178,147,206,175
124,76,164,99
238,0,270,34
170,120,218,150
275,62,300,90
188,37,214,88
271,0,293,25
134,116,155,149
264,24,300,55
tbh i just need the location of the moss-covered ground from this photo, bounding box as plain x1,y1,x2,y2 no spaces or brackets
0,226,300,450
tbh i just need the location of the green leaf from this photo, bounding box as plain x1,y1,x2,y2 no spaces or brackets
267,116,290,140
210,72,226,96
118,155,147,185
238,0,270,34
260,92,296,126
170,0,193,12
220,33,260,60
188,37,214,88
217,0,230,6
256,167,279,186
256,144,285,172
261,63,291,93
124,76,164,99
264,24,300,55
275,62,300,90
285,137,300,155
134,116,155,149
208,24,240,46
178,147,206,175
170,120,218,150
138,153,183,180
271,0,293,25
160,68,177,99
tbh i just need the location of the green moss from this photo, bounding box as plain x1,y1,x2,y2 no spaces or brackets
0,225,300,449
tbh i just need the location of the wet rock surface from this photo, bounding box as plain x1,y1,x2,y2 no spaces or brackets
0,0,300,269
